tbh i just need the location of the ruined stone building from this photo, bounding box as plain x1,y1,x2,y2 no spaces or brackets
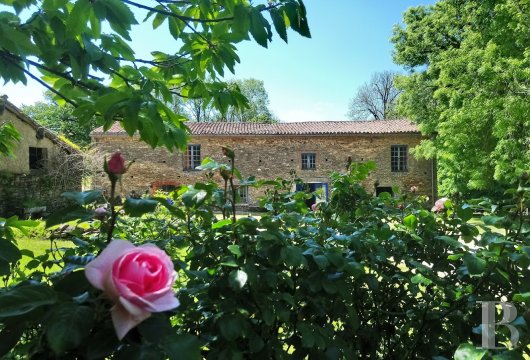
0,96,82,216
91,119,436,208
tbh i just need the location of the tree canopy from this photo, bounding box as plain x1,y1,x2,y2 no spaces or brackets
0,0,310,150
346,71,401,121
392,0,530,195
21,92,97,147
174,78,278,123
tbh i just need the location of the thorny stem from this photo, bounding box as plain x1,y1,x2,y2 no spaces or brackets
107,178,118,243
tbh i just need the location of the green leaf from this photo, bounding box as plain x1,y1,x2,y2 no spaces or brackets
123,198,158,217
436,235,465,249
281,246,305,267
46,304,95,355
457,204,474,221
212,219,232,229
249,9,270,48
270,8,287,42
181,188,208,208
67,0,90,34
62,190,102,206
46,205,93,228
512,292,530,302
219,314,246,341
0,238,21,263
454,343,487,360
403,214,418,230
227,244,241,257
162,333,202,360
463,253,487,277
0,284,57,317
482,216,505,227
232,4,250,37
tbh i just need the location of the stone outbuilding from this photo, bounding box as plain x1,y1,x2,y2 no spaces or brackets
91,119,436,209
0,96,82,216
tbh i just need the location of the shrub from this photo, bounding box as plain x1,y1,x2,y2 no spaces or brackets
0,156,528,359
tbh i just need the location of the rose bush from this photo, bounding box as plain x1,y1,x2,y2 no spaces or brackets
85,240,180,340
431,196,449,212
0,158,528,358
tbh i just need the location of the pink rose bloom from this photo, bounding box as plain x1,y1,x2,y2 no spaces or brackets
107,152,126,175
85,240,179,340
410,186,418,193
431,197,448,212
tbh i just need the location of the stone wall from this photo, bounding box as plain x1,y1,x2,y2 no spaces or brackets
0,102,83,217
0,167,82,217
91,133,436,207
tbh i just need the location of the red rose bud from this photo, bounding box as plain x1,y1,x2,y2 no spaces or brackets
108,152,126,175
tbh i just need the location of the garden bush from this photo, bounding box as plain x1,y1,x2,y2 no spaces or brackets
0,154,528,359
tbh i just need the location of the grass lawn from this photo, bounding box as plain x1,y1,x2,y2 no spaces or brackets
12,221,73,276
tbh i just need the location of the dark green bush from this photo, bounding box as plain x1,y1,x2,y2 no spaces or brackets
0,160,528,359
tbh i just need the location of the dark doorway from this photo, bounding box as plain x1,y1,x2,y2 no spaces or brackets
296,183,328,208
376,186,393,197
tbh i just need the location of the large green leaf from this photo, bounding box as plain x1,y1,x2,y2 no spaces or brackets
0,238,21,263
162,333,202,360
0,284,57,317
45,304,95,355
46,205,93,228
62,190,102,206
454,343,487,360
123,198,158,217
463,253,487,277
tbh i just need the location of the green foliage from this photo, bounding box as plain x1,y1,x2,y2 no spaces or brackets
392,0,530,195
1,159,529,358
0,0,309,150
21,92,98,147
0,122,21,157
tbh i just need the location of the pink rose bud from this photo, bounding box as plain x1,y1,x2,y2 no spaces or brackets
94,207,107,219
431,197,448,212
85,240,180,340
311,203,318,212
108,152,126,175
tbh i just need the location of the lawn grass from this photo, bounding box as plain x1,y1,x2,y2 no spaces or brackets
12,221,72,275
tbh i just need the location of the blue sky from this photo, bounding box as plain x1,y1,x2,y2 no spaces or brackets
1,0,434,122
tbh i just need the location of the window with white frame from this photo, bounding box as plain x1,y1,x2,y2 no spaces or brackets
301,153,316,170
237,185,249,204
391,145,408,172
185,144,201,170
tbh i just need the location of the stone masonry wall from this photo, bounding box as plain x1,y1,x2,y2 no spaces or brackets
91,133,435,207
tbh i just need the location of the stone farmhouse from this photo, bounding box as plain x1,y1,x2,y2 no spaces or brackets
91,119,436,208
0,96,82,216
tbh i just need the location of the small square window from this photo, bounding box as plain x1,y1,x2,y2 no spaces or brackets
185,145,201,170
237,185,249,204
391,145,408,172
29,147,47,170
301,153,316,170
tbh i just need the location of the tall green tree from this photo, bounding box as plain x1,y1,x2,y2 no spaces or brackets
392,0,530,195
224,78,278,123
21,92,97,147
0,0,310,150
174,78,278,123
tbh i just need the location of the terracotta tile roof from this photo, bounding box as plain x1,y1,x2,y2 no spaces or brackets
91,119,419,137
